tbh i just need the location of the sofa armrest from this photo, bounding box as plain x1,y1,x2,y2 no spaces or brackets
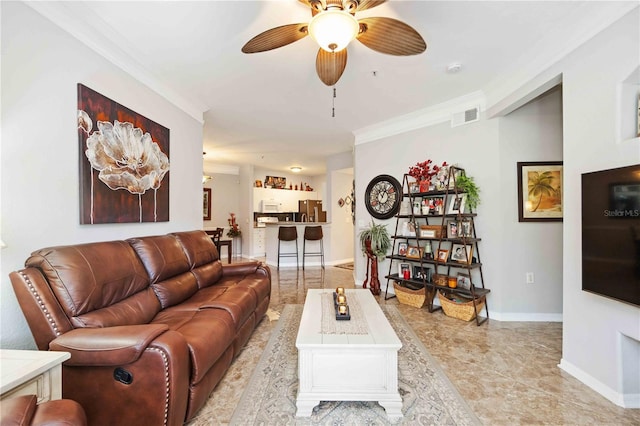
49,324,169,366
221,261,261,276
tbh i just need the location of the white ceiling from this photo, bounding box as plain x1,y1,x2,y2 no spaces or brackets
28,1,636,175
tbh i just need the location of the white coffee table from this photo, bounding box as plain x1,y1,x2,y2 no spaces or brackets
295,289,403,420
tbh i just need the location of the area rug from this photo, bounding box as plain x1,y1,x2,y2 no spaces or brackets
334,262,354,270
230,304,481,425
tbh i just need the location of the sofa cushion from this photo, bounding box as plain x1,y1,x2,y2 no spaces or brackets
128,235,199,308
172,231,223,289
72,287,161,328
196,287,257,330
25,241,150,318
151,308,235,384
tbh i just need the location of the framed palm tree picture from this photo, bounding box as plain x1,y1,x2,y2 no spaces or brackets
517,161,563,222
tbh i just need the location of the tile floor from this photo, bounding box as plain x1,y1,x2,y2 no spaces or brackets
198,261,640,426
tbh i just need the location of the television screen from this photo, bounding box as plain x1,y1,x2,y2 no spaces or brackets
582,164,640,307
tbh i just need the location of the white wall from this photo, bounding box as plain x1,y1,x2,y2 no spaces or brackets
329,169,355,264
559,8,640,406
497,88,564,319
203,173,241,232
467,6,639,406
0,2,204,349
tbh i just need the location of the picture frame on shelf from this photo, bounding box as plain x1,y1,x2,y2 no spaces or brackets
447,220,458,238
517,161,563,222
409,182,420,193
451,243,473,264
449,167,463,189
459,218,473,238
457,272,472,290
419,227,436,238
398,263,412,279
447,194,466,215
265,175,287,189
406,245,423,259
398,242,408,256
413,266,432,282
437,249,449,263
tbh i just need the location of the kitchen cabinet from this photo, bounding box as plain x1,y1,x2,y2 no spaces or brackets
252,228,266,257
253,188,318,212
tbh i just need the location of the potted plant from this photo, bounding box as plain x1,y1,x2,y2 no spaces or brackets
455,174,481,211
358,220,391,295
359,220,391,259
408,160,448,191
227,213,242,238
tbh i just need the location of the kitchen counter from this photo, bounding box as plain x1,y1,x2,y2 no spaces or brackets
264,222,331,268
255,221,329,228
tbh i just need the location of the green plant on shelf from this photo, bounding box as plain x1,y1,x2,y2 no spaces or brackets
455,174,481,211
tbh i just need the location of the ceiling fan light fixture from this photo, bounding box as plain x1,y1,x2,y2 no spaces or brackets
308,8,359,52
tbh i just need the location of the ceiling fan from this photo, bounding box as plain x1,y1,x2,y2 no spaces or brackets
241,0,426,86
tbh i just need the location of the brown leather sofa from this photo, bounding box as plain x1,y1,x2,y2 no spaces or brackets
0,394,87,426
9,230,271,426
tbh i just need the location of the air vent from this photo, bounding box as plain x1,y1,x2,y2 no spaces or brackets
451,107,480,128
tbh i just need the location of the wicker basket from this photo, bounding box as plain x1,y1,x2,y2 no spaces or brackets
432,274,449,287
394,282,428,308
438,291,485,321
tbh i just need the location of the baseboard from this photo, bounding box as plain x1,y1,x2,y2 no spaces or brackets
488,311,563,322
559,358,640,408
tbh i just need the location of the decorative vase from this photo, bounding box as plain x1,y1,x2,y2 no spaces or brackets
419,180,430,192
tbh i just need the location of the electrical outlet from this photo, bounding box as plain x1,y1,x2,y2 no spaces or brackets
526,272,535,284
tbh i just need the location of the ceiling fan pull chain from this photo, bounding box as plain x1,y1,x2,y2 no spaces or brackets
332,86,336,118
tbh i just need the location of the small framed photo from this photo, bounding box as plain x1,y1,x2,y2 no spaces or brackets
398,263,412,279
447,194,466,215
437,249,449,262
413,266,432,282
406,245,423,259
419,227,436,238
451,243,473,264
459,218,473,238
456,272,472,290
409,182,420,193
447,220,458,238
398,242,408,256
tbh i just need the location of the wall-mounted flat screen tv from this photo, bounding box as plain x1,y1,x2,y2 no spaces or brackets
582,164,640,307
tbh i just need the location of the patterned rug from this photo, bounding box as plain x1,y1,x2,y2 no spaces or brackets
333,262,354,270
230,304,481,425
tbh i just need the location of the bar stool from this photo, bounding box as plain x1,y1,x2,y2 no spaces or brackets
277,226,298,269
303,225,324,270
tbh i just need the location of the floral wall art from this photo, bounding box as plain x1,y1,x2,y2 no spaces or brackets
77,84,170,224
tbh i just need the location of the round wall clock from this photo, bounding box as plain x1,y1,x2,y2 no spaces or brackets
364,174,402,219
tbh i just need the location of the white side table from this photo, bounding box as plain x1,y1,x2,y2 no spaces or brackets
0,349,70,403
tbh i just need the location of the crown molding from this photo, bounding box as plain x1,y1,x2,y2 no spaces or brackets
353,91,486,145
25,1,206,124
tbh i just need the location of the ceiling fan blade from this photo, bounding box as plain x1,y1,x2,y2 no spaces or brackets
355,0,387,12
316,48,347,86
357,17,426,56
242,23,308,53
